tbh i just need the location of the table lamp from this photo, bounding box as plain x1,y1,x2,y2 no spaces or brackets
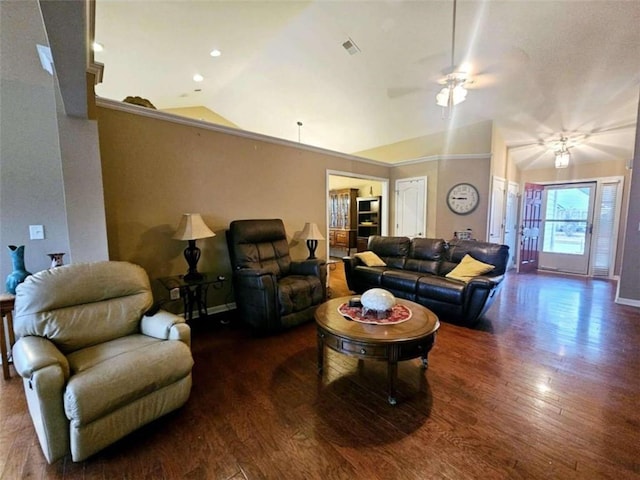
300,222,324,259
173,213,215,281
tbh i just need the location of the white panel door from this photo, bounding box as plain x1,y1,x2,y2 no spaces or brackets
488,176,506,243
395,177,427,237
504,181,519,269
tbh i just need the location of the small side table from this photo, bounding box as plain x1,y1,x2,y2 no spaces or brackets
0,293,16,380
158,272,224,322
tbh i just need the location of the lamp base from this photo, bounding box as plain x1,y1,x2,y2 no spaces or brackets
183,271,204,282
183,240,202,281
306,239,318,259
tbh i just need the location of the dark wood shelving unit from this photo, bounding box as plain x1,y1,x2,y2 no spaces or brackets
356,196,381,252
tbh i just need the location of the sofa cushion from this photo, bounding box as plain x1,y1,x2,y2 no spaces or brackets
15,262,152,353
381,270,421,292
445,239,509,276
227,219,293,278
355,251,386,267
416,275,466,304
64,338,193,426
405,238,446,275
368,236,410,269
446,254,495,283
353,265,386,287
277,275,324,316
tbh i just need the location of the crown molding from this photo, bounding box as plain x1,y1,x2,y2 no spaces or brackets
391,152,493,166
95,98,391,167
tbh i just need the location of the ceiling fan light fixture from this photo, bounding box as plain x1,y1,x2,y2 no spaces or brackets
554,136,570,168
436,76,468,107
555,151,570,169
436,0,469,115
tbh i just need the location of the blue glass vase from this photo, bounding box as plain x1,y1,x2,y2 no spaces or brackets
6,245,32,294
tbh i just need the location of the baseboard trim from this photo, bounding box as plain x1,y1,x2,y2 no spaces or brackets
615,280,640,307
178,303,237,319
614,296,640,307
207,303,237,316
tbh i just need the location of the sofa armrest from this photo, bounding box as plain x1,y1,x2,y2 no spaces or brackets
342,256,362,291
141,309,190,346
467,274,504,290
463,274,506,324
290,259,325,277
12,336,70,381
11,336,70,463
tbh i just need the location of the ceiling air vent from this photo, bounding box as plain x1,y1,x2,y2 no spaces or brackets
342,37,360,55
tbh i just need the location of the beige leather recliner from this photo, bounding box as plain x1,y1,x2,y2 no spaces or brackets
11,261,194,463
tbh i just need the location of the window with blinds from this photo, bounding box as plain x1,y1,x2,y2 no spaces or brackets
591,181,620,277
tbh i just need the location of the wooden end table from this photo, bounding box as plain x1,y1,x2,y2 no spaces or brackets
0,293,16,380
315,296,440,405
158,273,224,321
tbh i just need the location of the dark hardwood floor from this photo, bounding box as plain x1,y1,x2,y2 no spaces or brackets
1,262,639,479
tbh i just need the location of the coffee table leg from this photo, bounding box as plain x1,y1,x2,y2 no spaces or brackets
421,355,429,369
317,329,325,374
387,360,398,405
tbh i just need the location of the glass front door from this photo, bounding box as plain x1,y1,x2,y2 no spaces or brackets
538,183,596,275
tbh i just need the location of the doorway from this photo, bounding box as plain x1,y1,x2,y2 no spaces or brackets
539,182,596,275
326,170,389,259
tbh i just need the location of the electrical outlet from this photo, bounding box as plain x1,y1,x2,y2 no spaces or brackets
29,225,45,240
170,288,181,300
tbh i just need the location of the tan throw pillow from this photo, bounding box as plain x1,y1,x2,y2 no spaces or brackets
355,251,386,267
445,254,495,283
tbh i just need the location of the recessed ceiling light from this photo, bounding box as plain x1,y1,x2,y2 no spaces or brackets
193,74,204,82
210,49,222,57
92,42,104,52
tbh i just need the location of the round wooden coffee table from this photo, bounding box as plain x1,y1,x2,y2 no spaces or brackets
315,296,440,405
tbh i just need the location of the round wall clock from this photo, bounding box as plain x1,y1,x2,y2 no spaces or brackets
446,183,479,215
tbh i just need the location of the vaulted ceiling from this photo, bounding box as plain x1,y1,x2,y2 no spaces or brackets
94,1,640,170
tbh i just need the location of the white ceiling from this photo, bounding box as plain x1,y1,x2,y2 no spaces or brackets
94,0,640,170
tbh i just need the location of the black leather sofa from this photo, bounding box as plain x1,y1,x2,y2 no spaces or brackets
343,236,509,325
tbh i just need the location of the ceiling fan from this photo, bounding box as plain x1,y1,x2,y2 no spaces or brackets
435,0,470,111
386,0,499,103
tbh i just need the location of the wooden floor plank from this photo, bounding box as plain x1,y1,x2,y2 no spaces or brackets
1,264,639,479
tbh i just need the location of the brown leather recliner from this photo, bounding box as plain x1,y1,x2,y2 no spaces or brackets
226,219,326,332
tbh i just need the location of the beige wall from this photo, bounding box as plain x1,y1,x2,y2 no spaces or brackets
1,0,70,278
387,155,491,241
354,121,493,162
618,98,640,303
436,156,492,241
161,106,239,129
491,126,507,179
97,105,390,307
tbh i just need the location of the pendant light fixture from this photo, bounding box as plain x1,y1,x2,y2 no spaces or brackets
436,0,468,117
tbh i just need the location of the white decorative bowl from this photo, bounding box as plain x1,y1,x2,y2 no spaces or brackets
361,288,396,314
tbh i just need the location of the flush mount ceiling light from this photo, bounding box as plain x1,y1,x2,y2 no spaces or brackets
436,0,469,117
193,74,204,82
554,136,571,169
210,49,221,57
92,42,104,52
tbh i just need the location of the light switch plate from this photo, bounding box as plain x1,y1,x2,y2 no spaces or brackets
29,225,45,240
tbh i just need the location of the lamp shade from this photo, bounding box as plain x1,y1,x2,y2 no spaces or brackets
300,222,324,240
172,213,215,240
